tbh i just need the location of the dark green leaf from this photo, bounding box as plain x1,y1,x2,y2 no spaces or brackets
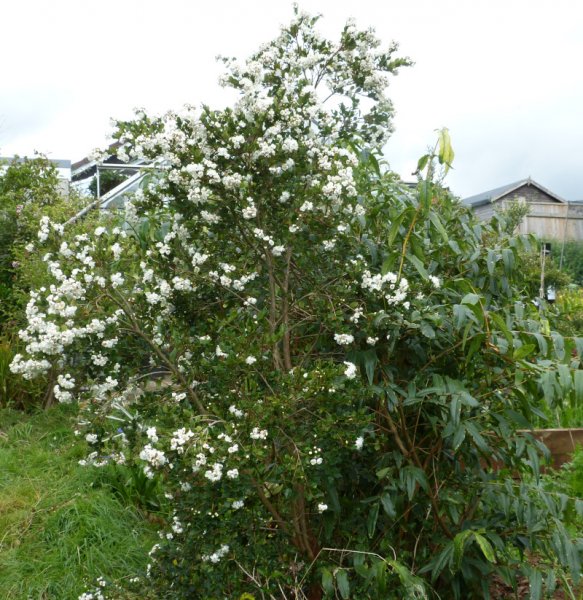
367,503,379,538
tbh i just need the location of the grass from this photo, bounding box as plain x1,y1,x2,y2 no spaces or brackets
0,405,158,599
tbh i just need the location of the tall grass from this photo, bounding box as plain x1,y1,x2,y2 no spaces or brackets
0,405,158,599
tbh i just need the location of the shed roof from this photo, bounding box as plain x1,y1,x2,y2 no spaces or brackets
463,178,566,207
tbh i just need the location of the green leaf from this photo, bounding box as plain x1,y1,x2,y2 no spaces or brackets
429,212,448,241
352,553,368,577
533,333,548,356
336,569,350,599
487,249,497,275
465,422,490,453
437,127,455,173
453,529,474,572
513,343,535,360
321,568,334,594
502,248,515,273
419,180,432,211
387,210,409,246
380,492,396,518
376,467,391,480
452,425,466,451
574,370,583,403
367,503,379,538
529,569,543,600
420,322,436,339
416,154,430,174
325,479,341,513
489,312,513,350
461,293,480,305
406,254,428,279
474,533,496,563
362,349,377,385
448,239,461,254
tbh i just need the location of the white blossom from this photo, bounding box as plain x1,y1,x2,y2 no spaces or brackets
334,333,354,345
250,427,268,440
343,361,358,380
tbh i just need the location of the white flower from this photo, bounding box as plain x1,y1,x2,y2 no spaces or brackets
245,355,257,365
281,137,299,153
229,404,244,418
139,444,167,468
355,436,364,450
429,275,441,288
146,427,158,442
226,468,239,479
366,337,378,346
201,544,229,563
91,354,108,367
242,202,257,219
85,433,98,444
317,503,328,513
204,462,224,482
110,272,124,288
201,210,221,224
94,226,106,237
216,345,228,358
232,499,244,509
272,245,285,257
250,427,268,440
343,361,357,380
299,200,314,212
334,333,354,345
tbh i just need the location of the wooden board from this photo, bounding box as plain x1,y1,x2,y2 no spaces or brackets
532,428,583,468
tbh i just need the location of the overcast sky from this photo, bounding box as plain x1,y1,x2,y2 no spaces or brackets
1,0,582,199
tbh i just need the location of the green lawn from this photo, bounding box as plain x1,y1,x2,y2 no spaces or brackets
0,405,157,599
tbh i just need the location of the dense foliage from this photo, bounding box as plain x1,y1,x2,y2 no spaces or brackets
555,241,583,286
0,156,94,408
0,156,62,329
11,9,582,599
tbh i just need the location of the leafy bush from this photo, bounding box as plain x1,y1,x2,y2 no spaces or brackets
555,241,583,286
0,156,105,408
11,8,582,599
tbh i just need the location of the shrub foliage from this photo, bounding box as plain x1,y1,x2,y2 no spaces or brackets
11,9,582,599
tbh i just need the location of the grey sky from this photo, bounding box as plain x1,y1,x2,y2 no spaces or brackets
1,0,582,199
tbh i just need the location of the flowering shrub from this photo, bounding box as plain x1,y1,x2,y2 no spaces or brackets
0,155,62,328
12,8,582,599
0,155,99,407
